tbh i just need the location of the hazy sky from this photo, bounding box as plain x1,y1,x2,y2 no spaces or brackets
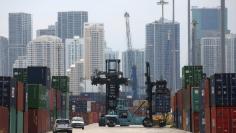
0,0,235,68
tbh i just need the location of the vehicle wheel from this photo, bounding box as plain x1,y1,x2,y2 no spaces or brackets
107,120,115,127
143,118,153,127
67,130,72,133
82,127,84,130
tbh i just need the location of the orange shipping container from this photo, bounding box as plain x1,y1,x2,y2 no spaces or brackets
0,106,9,133
192,112,200,133
182,110,187,130
29,109,49,133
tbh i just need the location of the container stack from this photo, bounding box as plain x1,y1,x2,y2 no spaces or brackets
27,67,50,133
199,74,236,133
13,68,29,133
69,93,106,125
0,77,14,133
172,66,203,132
52,76,69,119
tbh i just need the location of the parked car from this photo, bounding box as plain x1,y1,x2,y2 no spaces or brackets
53,119,72,133
71,117,85,129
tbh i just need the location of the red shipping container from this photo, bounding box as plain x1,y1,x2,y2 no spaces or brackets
205,107,211,133
191,112,200,133
49,89,56,111
29,109,49,133
0,106,9,133
230,107,236,133
16,81,24,111
176,89,183,112
183,86,191,111
92,112,99,123
24,111,28,133
211,107,230,133
204,78,210,108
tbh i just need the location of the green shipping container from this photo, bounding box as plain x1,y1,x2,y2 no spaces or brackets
191,87,200,112
28,84,48,109
182,66,203,88
52,76,69,92
17,111,23,133
10,107,16,133
13,68,27,83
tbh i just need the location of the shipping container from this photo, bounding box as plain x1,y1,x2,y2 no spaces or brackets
27,67,51,88
17,111,23,133
183,86,191,111
155,88,170,113
28,84,48,109
0,77,16,108
24,86,28,112
191,87,200,112
191,112,200,133
0,106,9,133
182,66,203,88
204,78,210,108
13,68,27,83
24,111,28,133
48,88,56,111
182,110,187,130
56,90,62,110
52,76,69,92
10,107,16,133
211,107,230,133
205,107,211,133
28,109,49,133
16,82,24,111
230,107,236,133
176,89,183,112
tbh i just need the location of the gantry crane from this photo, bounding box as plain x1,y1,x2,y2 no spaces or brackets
124,12,138,100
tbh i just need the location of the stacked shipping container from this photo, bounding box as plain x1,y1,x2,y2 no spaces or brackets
173,66,236,133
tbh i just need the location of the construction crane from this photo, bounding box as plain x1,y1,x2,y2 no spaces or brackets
124,12,138,100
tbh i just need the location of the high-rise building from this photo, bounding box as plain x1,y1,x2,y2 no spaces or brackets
225,34,236,73
8,13,32,75
67,59,84,95
65,36,84,70
36,25,56,37
191,7,228,65
0,36,9,76
201,37,221,76
201,34,236,76
57,11,88,41
105,47,119,60
145,18,180,92
27,36,65,76
122,49,145,96
84,23,105,79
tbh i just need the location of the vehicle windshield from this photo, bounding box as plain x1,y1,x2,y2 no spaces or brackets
72,117,83,121
56,120,70,124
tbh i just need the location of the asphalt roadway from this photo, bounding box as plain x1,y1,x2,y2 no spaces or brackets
49,123,190,133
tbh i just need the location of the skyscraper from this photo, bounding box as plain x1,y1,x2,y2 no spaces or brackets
145,18,180,92
201,37,221,76
84,23,105,79
191,7,228,65
65,36,84,70
201,34,236,76
8,13,32,75
122,49,145,96
36,25,56,37
67,59,84,95
57,11,88,41
0,36,9,76
27,36,65,76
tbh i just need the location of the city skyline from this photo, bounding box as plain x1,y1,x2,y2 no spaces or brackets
0,0,236,69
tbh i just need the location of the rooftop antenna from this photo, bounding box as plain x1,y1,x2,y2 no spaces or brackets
157,0,169,23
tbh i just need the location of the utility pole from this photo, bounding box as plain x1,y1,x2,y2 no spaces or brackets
157,0,169,23
188,0,191,65
221,0,225,73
